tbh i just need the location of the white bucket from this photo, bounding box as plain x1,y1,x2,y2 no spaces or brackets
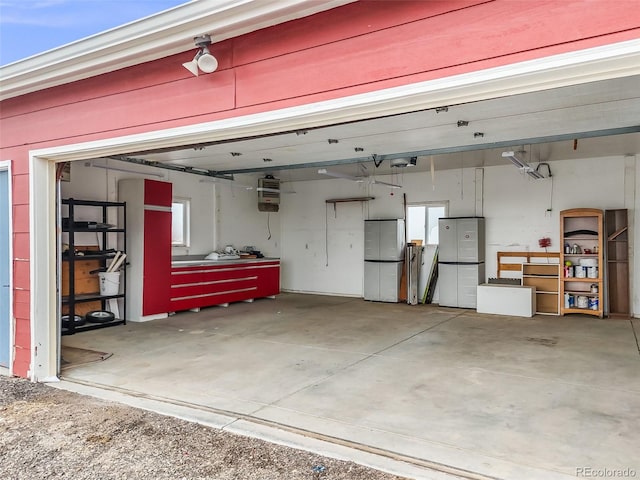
574,265,587,278
577,295,589,309
579,258,598,267
98,272,120,296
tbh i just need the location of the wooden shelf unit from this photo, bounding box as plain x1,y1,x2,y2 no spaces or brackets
61,253,102,317
605,209,630,317
522,263,560,315
559,208,604,318
496,251,561,279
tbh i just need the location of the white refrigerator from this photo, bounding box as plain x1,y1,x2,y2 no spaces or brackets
438,217,485,308
364,219,405,302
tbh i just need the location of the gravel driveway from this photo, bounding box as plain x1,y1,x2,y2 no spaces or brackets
0,376,409,480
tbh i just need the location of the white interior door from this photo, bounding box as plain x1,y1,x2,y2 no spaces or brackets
0,169,10,368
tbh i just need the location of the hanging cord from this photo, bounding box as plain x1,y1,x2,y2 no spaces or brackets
537,162,554,214
55,162,67,181
266,212,271,240
325,203,329,266
460,152,464,200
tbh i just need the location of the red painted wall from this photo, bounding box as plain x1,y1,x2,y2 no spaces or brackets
1,0,639,377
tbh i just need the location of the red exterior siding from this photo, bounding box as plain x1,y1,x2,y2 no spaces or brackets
1,0,639,377
12,318,31,376
2,1,639,151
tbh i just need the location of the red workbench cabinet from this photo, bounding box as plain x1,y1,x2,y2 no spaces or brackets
169,260,280,312
118,179,173,321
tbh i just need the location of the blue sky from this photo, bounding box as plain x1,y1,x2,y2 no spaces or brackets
0,0,190,65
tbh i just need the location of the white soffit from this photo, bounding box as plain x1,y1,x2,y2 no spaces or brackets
0,0,355,101
30,39,640,164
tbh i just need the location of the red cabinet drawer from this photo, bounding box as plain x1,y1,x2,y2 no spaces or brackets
171,275,257,298
169,287,259,312
171,265,264,285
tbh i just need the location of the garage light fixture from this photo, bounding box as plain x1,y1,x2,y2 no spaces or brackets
318,168,362,182
318,168,401,189
502,151,546,179
370,179,402,189
526,168,545,179
183,34,218,76
502,150,527,169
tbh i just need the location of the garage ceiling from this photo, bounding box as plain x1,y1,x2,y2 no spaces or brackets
106,75,640,182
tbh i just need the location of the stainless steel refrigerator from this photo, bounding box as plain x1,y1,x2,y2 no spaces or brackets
438,217,485,308
364,219,405,302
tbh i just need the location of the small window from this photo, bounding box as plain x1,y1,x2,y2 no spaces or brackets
426,205,446,245
171,198,190,247
407,202,447,245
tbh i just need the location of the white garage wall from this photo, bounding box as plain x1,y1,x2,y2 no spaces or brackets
484,156,628,278
169,173,216,256
279,180,371,296
279,166,479,296
278,155,637,317
214,176,281,257
64,155,638,315
60,162,216,255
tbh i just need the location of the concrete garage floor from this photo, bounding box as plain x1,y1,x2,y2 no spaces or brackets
60,293,640,480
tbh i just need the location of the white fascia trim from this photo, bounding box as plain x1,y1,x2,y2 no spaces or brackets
0,0,354,102
31,38,640,163
0,160,13,376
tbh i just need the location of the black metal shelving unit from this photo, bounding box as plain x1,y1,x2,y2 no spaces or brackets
61,198,127,335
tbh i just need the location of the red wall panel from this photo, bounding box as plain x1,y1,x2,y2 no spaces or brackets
13,318,30,377
13,346,30,378
13,289,30,304
235,1,640,107
13,260,29,290
13,318,30,346
1,70,236,147
232,0,487,66
12,205,29,233
13,300,30,320
0,43,235,118
13,233,29,260
12,174,29,204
